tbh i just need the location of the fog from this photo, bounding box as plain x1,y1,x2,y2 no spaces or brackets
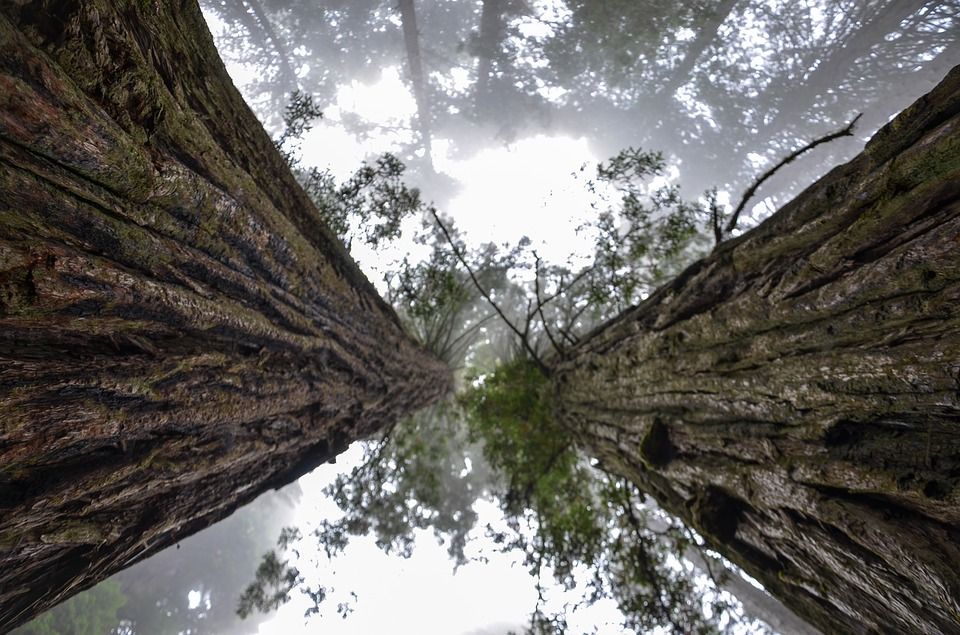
15,1,959,634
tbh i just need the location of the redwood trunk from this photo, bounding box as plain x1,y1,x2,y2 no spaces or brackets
0,1,448,631
555,66,960,634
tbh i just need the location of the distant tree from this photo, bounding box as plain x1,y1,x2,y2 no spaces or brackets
656,0,740,98
398,0,434,164
202,0,960,212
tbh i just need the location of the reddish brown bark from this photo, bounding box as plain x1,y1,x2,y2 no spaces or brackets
0,1,449,630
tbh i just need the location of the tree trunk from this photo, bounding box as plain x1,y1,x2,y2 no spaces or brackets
0,1,449,631
239,0,298,94
398,0,433,165
474,0,503,117
555,65,960,634
755,0,932,148
686,547,821,635
657,0,738,98
647,513,821,634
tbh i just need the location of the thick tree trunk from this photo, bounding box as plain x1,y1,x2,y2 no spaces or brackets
555,65,960,634
0,1,448,631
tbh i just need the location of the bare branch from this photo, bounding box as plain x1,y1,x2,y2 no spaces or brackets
710,194,723,247
444,312,497,356
429,208,551,376
559,301,591,344
533,253,565,357
724,113,863,237
537,263,596,309
557,324,579,346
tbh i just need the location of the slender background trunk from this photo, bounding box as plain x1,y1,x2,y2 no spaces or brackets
240,0,298,93
657,0,738,98
398,0,434,166
556,66,960,634
755,0,932,149
0,1,448,630
474,0,504,117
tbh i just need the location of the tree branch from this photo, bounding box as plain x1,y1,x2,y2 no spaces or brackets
710,193,723,247
533,253,565,357
429,209,551,376
536,263,596,310
442,312,497,363
724,113,863,237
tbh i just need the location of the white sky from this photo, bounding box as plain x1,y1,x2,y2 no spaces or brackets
257,448,535,635
434,134,600,264
257,448,626,635
201,10,621,634
255,64,621,635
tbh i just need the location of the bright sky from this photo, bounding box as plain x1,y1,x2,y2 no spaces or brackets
434,134,600,264
200,10,623,634
294,68,604,267
254,65,624,635
257,447,626,635
257,448,535,635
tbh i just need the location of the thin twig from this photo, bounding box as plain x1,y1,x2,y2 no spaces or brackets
559,301,591,343
533,253,564,356
710,195,723,247
444,312,497,354
617,479,686,634
537,263,596,309
557,324,579,346
724,113,863,237
684,526,726,591
430,208,551,376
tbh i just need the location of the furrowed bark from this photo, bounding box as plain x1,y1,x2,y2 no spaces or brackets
0,1,449,631
556,65,960,634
